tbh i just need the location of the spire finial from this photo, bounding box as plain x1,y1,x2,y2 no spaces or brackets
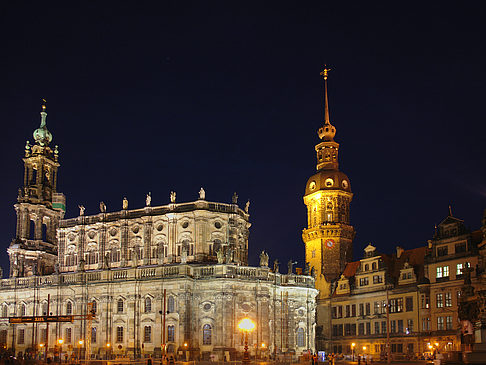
40,98,47,127
449,205,453,216
320,66,331,124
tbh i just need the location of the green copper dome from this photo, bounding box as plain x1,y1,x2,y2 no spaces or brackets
33,103,52,146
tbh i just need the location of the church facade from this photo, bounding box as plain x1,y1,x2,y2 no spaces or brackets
0,102,317,360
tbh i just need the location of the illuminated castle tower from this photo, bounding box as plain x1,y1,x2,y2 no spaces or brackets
7,101,65,277
302,68,355,299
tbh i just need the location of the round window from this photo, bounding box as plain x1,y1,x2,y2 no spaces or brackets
298,309,304,316
132,226,139,234
182,221,189,229
309,181,316,190
342,180,348,189
109,228,118,236
325,178,334,187
203,303,211,311
156,223,163,231
214,221,222,229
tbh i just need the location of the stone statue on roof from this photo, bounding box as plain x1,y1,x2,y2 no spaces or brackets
78,205,85,216
100,201,106,213
232,192,238,204
273,259,279,273
122,197,128,210
146,192,152,206
199,187,205,200
259,250,269,267
170,191,176,203
245,200,250,213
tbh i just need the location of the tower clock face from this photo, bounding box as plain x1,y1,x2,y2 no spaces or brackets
325,239,335,248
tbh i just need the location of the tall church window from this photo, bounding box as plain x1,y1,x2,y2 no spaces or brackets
65,328,72,343
144,297,152,313
202,324,212,345
2,305,7,318
17,329,24,344
297,327,305,347
30,220,36,239
117,299,124,313
20,303,26,316
42,223,47,241
66,301,73,315
91,327,97,343
144,326,152,343
116,326,124,343
167,296,175,313
167,325,175,342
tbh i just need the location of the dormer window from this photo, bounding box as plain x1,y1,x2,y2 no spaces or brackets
437,246,448,257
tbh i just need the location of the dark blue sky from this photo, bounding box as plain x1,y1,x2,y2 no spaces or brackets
1,2,485,273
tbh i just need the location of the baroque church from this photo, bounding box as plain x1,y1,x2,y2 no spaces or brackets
0,101,317,360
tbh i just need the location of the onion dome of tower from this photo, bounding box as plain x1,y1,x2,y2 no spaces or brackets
33,100,53,146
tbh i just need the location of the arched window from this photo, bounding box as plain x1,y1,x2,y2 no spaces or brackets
203,324,212,345
66,301,73,315
144,297,152,313
30,220,36,240
167,296,175,313
297,327,305,347
20,303,26,316
372,262,377,270
2,305,7,318
167,325,175,342
42,223,47,242
42,302,48,315
364,264,369,271
117,299,124,313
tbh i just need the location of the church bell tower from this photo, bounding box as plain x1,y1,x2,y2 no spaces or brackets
7,101,66,277
303,68,355,299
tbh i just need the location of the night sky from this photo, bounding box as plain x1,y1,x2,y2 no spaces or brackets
1,2,485,274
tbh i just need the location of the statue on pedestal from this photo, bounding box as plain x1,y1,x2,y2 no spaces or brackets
259,251,269,267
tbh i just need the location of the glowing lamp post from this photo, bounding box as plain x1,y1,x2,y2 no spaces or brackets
57,339,64,363
78,340,84,362
238,318,255,364
351,343,355,361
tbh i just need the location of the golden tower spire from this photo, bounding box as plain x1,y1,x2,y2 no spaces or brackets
320,66,331,125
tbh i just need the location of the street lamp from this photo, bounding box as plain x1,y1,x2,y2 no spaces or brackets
78,340,84,361
106,343,111,360
57,339,64,363
351,343,355,361
238,318,256,364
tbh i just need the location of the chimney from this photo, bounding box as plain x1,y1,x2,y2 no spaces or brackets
396,246,404,258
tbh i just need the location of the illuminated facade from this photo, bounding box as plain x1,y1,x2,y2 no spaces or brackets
0,103,317,360
302,68,355,345
303,71,486,358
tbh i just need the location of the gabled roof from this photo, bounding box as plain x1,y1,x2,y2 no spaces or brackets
342,261,360,278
